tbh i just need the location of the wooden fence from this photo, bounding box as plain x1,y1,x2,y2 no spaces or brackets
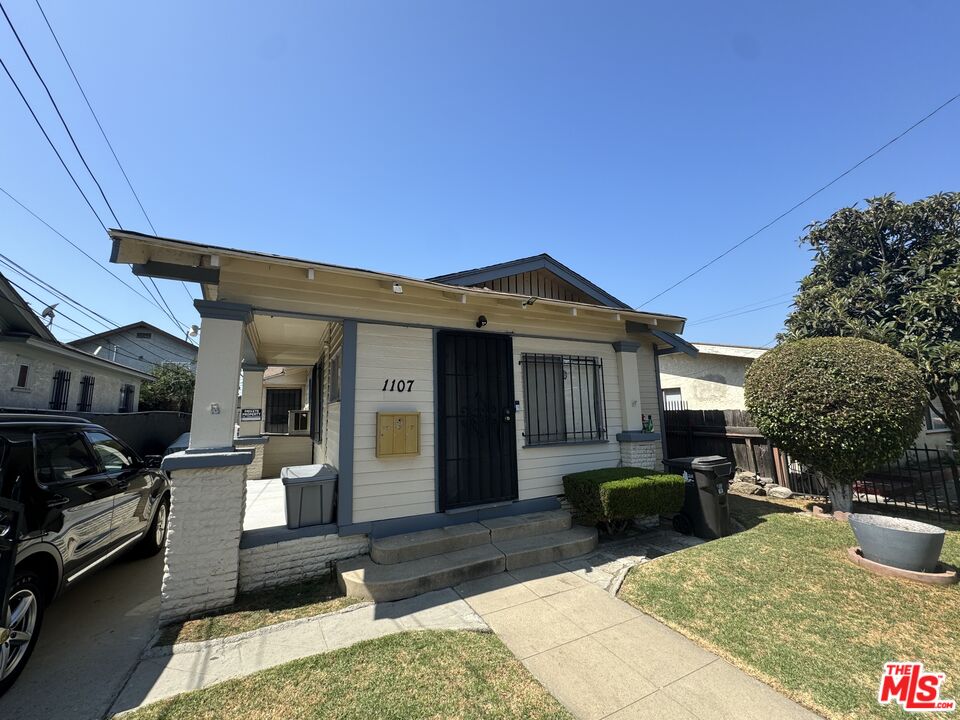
664,409,783,478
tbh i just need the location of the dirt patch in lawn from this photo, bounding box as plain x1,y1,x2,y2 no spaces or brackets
618,494,960,720
120,630,572,720
158,575,361,645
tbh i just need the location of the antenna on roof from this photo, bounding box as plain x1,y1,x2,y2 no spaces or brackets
41,303,58,327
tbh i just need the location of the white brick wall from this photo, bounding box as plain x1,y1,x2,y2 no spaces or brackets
236,443,265,481
619,440,661,470
239,533,369,592
160,463,247,624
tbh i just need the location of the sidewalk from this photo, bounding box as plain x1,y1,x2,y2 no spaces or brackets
108,588,486,716
454,561,821,720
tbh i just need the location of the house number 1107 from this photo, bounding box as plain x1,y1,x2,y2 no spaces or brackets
382,379,415,392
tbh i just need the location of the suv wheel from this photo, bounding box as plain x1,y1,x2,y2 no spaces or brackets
0,570,45,697
136,496,169,557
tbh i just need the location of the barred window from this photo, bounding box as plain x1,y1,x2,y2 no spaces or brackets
520,353,607,446
265,388,302,433
49,369,71,411
77,375,96,412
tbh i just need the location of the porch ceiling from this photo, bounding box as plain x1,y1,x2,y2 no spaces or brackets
249,313,329,366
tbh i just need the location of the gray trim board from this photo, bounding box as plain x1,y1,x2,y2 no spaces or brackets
653,352,669,463
194,299,253,322
133,261,220,285
432,328,441,514
338,496,561,539
337,319,358,526
615,431,662,442
611,341,641,353
241,363,268,372
626,322,697,357
162,449,253,471
235,435,270,446
240,522,339,549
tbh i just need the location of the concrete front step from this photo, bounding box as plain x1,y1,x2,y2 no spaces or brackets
494,525,598,570
337,544,506,602
482,509,572,542
371,522,490,565
337,521,599,602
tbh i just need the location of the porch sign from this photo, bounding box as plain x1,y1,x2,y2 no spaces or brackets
240,408,262,422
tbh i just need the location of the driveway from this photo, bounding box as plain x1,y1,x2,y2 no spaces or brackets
0,552,163,720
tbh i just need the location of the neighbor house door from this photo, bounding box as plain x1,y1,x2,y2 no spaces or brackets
437,331,519,511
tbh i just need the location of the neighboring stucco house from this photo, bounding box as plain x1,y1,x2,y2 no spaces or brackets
658,342,766,410
659,341,952,450
69,320,198,374
0,272,152,413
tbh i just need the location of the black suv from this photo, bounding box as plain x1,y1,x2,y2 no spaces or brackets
0,415,170,695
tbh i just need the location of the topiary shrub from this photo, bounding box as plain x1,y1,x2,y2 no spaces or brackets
562,467,685,532
744,336,926,512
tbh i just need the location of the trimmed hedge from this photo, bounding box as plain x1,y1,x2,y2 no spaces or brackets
562,467,685,523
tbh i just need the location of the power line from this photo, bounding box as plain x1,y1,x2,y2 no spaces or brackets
688,292,794,325
637,91,960,308
0,53,108,232
0,0,121,227
32,0,197,307
687,299,792,327
0,185,179,317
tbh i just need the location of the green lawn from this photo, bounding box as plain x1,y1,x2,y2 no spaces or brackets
619,495,960,720
158,576,361,645
122,631,572,720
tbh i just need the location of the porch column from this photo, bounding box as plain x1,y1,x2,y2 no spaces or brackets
158,300,254,624
613,341,661,470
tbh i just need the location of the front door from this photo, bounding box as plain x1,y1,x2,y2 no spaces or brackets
437,331,518,510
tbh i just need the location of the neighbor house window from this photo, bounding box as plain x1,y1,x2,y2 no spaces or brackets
265,388,302,433
135,331,152,339
520,353,607,446
927,405,949,433
15,364,29,388
49,369,71,411
77,375,96,412
118,384,135,413
662,388,684,410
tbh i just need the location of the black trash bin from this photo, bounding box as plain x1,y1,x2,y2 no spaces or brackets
662,455,733,539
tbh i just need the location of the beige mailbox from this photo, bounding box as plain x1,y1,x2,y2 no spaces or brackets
376,412,420,457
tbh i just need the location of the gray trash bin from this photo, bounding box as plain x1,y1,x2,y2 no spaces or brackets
662,455,733,539
281,464,338,529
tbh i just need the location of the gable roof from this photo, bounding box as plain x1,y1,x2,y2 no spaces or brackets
0,272,56,341
68,320,198,353
0,271,152,380
427,253,631,309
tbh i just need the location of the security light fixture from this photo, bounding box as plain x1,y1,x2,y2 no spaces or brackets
522,296,538,307
392,282,403,294
476,315,488,328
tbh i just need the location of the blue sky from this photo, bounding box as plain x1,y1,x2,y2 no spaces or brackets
2,1,957,347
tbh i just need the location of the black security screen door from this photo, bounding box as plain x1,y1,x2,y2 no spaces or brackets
437,331,518,511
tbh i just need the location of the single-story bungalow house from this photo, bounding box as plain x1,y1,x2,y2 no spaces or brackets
69,320,198,375
109,230,698,621
0,271,152,413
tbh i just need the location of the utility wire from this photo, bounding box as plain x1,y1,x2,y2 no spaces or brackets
33,0,196,306
0,53,108,232
688,291,794,324
0,0,121,227
687,299,792,327
637,91,960,308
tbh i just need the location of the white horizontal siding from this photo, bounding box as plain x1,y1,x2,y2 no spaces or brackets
351,324,436,523
513,337,623,501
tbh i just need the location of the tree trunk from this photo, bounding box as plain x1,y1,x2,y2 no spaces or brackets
826,478,853,514
936,391,960,457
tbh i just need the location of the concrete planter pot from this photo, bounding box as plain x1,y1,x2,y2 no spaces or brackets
849,513,946,573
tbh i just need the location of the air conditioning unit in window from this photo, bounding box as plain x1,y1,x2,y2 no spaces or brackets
288,410,310,435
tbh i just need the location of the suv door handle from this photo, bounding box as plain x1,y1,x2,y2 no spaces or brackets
116,479,129,491
47,494,70,508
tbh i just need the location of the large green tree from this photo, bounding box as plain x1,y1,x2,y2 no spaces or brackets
783,193,960,451
139,363,195,412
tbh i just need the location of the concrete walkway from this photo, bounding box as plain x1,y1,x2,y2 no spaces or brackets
454,562,820,720
108,588,486,716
